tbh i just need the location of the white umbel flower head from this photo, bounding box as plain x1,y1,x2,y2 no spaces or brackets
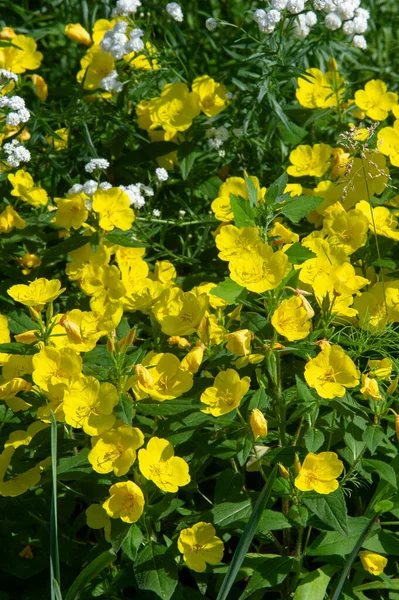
342,19,355,33
166,2,184,22
112,0,141,17
205,17,218,31
268,9,282,24
325,12,342,30
83,180,98,196
155,167,169,182
294,13,310,37
305,11,318,25
271,0,288,9
68,184,84,195
254,9,267,23
3,140,31,167
85,158,110,173
287,0,305,14
152,209,161,217
353,34,367,48
0,69,18,88
100,70,123,93
353,16,368,33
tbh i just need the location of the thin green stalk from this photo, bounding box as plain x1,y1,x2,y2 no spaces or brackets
50,410,61,597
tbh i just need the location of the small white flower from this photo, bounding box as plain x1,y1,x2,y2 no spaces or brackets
286,0,305,14
325,12,342,30
268,9,282,24
126,28,145,52
178,209,186,218
305,11,318,26
114,21,129,33
218,149,226,157
232,128,243,137
342,19,355,33
0,97,9,108
271,0,288,9
83,180,98,196
166,2,184,22
353,34,367,48
68,183,84,195
313,0,327,9
152,209,161,217
156,167,169,182
8,96,25,110
85,158,110,173
205,17,218,31
3,140,31,167
254,9,267,24
100,70,123,93
294,14,310,37
140,184,154,197
99,181,112,190
6,112,22,126
353,16,368,33
355,7,369,19
112,0,141,17
0,69,18,87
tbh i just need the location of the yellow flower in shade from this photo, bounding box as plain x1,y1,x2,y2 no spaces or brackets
32,346,82,392
250,409,268,440
138,437,190,493
102,481,145,523
86,504,111,541
337,151,389,211
330,147,351,179
271,296,312,341
17,252,41,275
142,82,200,134
180,345,204,374
0,27,15,40
92,187,135,231
377,121,399,167
359,551,388,576
30,74,48,101
360,374,383,401
89,424,144,476
130,352,193,402
64,23,92,46
226,329,253,356
0,446,50,497
92,18,119,44
287,144,332,178
304,345,360,399
8,278,65,309
5,421,49,449
2,354,33,381
211,176,266,222
294,452,344,494
168,336,191,349
0,378,32,412
0,314,10,364
356,200,399,241
192,75,229,117
0,205,26,233
215,225,260,261
229,244,290,294
153,260,176,283
66,242,110,282
201,369,250,417
0,35,43,73
354,80,397,121
124,42,160,71
178,522,224,573
77,46,115,91
354,282,399,331
63,375,118,435
368,358,392,380
8,170,48,207
46,128,69,150
296,68,345,109
152,287,208,336
322,203,369,255
55,193,88,230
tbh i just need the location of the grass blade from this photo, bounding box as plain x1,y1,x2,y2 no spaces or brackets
216,464,278,600
65,549,117,600
50,410,61,598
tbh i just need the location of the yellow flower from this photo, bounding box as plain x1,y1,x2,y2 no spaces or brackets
269,221,299,247
2,354,33,381
215,225,260,261
229,244,290,294
0,27,16,40
359,551,387,576
304,345,360,399
168,336,191,348
138,437,190,493
180,345,204,374
92,18,120,44
0,35,43,73
63,375,118,435
337,151,389,211
8,170,48,207
201,369,250,416
354,282,399,331
8,278,65,310
32,346,82,392
294,452,344,494
153,260,176,283
5,421,49,449
124,42,160,71
360,374,383,401
152,287,208,336
141,82,200,134
0,447,50,497
66,242,110,282
225,329,252,356
77,45,115,91
178,522,224,573
322,202,369,255
0,378,32,412
92,187,135,231
86,504,111,541
0,314,10,365
271,296,312,341
192,75,229,117
296,68,345,109
89,424,144,476
356,200,399,241
250,409,268,440
130,352,193,402
367,358,392,380
55,193,88,230
102,481,145,523
17,252,42,275
31,74,48,101
59,309,103,352
64,23,92,46
377,121,399,167
287,144,332,178
211,176,266,222
0,205,26,233
354,80,397,121
46,128,69,150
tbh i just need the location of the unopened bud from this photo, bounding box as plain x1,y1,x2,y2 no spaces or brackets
168,336,191,348
279,463,290,479
107,336,115,353
118,327,136,353
328,57,338,72
294,453,301,475
250,408,268,440
388,377,398,396
46,302,54,322
29,306,41,320
60,314,82,343
135,364,154,388
226,329,253,357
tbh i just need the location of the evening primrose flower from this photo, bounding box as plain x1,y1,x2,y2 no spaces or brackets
200,369,250,416
294,451,344,494
180,345,204,374
360,374,383,401
8,278,65,310
304,345,360,399
63,375,118,435
89,424,144,476
31,74,48,100
92,187,135,231
32,346,82,392
138,437,190,493
359,551,388,576
152,287,208,336
80,265,126,313
141,82,200,134
64,23,92,46
192,75,229,117
287,144,332,178
211,175,266,222
225,329,253,356
178,522,224,573
271,296,312,341
229,244,290,294
8,170,48,207
354,80,397,121
377,121,399,167
0,34,43,73
0,205,26,234
102,481,145,523
215,225,260,261
356,200,399,241
296,68,345,109
130,352,193,401
250,409,268,440
0,447,50,497
55,193,88,230
86,504,111,541
322,203,369,255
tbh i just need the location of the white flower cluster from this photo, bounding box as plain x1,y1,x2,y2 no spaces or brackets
0,69,18,88
205,18,218,31
68,181,112,207
100,21,144,59
155,167,169,182
112,0,141,17
85,158,110,173
206,125,230,150
3,139,31,168
0,95,30,127
120,183,154,209
100,70,123,93
166,2,184,22
254,8,281,33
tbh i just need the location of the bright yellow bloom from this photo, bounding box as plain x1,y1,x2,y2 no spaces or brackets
92,18,119,44
63,375,118,435
192,282,227,310
211,176,266,222
0,447,50,497
0,205,26,233
229,244,290,294
2,354,33,382
356,200,399,241
8,278,65,310
153,287,208,336
0,35,43,73
0,314,10,365
287,144,332,178
225,329,252,356
377,121,399,167
17,252,42,275
31,74,48,101
192,75,229,117
80,265,126,313
322,203,369,255
138,437,190,493
201,369,250,416
178,522,224,573
271,296,312,341
58,309,103,352
359,551,387,576
180,345,204,374
0,27,15,40
77,45,114,92
8,170,48,207
354,281,399,331
86,504,111,541
296,68,345,109
0,378,32,412
66,243,110,282
360,374,383,401
215,225,260,261
294,452,344,494
140,82,200,134
64,23,92,46
32,346,82,392
102,481,145,523
5,421,49,450
269,221,299,247
153,260,176,283
354,80,397,120
304,345,360,399
55,193,88,230
46,128,69,150
130,352,193,402
89,424,144,476
92,187,135,231
124,42,160,71
250,409,268,440
367,358,392,380
168,336,191,349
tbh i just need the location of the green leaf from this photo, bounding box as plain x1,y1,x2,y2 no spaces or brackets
134,543,178,600
308,517,380,556
239,556,294,599
257,509,291,533
115,393,133,425
303,488,348,536
105,230,147,247
295,376,317,405
304,428,325,452
239,312,269,337
362,426,385,454
266,171,288,205
135,397,202,417
215,469,244,503
50,412,60,595
212,499,252,528
65,550,117,600
285,243,316,264
230,194,257,227
180,150,201,180
293,565,339,600
6,311,36,334
278,121,308,146
57,448,91,478
245,176,259,208
211,277,247,305
121,524,143,562
280,195,324,224
0,342,38,355
42,234,90,261
363,459,397,489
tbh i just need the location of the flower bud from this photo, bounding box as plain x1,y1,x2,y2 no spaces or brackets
328,57,338,72
107,336,115,354
118,328,136,353
295,290,315,318
228,305,242,321
387,377,398,396
29,306,41,320
279,463,290,479
135,364,154,388
31,75,48,101
64,23,92,46
250,409,268,440
60,314,82,343
294,453,301,475
0,27,15,40
168,336,191,348
180,345,204,374
226,329,253,357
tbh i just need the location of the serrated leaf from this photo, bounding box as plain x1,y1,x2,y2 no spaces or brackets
245,176,259,207
239,312,269,337
121,524,143,562
239,556,294,599
303,488,348,536
308,517,380,556
257,509,291,533
265,171,288,204
212,499,252,527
